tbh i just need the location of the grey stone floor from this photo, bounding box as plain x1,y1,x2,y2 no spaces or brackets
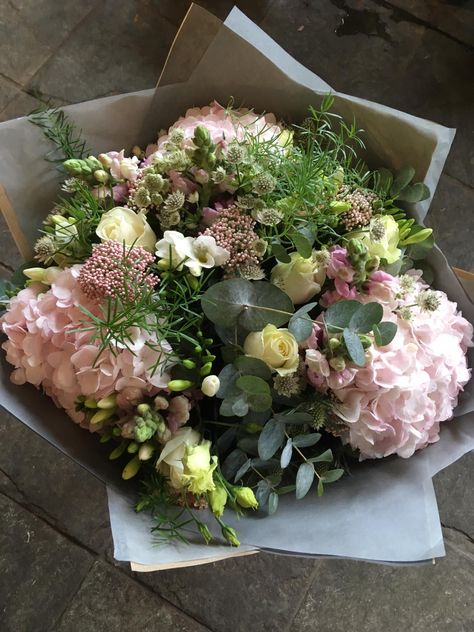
0,1,473,630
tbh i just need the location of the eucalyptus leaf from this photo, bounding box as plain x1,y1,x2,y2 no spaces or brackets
237,436,260,456
272,242,291,263
308,449,333,463
273,412,313,425
256,480,271,507
234,355,272,380
280,438,293,469
268,491,279,515
321,468,345,483
325,300,361,333
390,166,415,196
232,395,249,417
397,182,430,203
220,398,237,417
373,321,397,347
258,419,285,460
234,458,252,483
295,462,315,500
292,232,313,258
217,364,239,399
236,375,271,396
349,302,383,333
247,392,273,413
221,449,247,480
343,328,366,366
288,312,313,342
201,278,294,331
292,433,321,448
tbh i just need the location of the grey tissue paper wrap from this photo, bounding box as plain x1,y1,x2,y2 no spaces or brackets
0,7,472,568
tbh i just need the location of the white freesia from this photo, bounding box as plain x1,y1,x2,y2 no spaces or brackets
201,375,221,397
156,427,201,489
96,207,157,252
155,231,229,276
187,235,229,276
155,230,195,271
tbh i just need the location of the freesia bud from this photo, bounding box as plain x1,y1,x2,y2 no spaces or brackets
138,443,155,461
167,379,194,392
201,375,220,397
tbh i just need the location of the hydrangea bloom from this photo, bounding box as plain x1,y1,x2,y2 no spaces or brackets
146,101,282,161
306,272,473,459
1,266,171,430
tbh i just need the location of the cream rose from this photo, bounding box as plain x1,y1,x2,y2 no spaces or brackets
243,324,299,376
155,427,200,489
96,207,157,252
271,252,326,304
352,215,401,265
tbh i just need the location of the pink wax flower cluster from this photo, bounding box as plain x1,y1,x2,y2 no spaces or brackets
1,266,171,429
78,241,158,302
306,273,473,459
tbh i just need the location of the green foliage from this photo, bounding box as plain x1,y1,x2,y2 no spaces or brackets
29,105,88,164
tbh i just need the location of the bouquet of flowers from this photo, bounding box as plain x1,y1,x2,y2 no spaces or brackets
1,97,472,547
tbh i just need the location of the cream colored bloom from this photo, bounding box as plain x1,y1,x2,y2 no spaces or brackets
96,207,157,252
156,232,229,276
244,324,299,376
271,252,326,304
352,215,401,265
201,375,221,397
187,235,229,276
156,427,200,489
182,439,217,495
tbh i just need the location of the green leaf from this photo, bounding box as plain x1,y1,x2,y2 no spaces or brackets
232,395,249,417
268,491,279,515
221,449,247,479
308,449,333,463
292,433,321,448
317,479,324,496
288,312,313,342
273,412,313,425
280,439,293,469
390,166,415,196
217,364,239,398
343,328,366,366
295,463,315,500
321,468,345,483
247,392,273,413
258,419,285,460
373,321,397,347
397,182,430,203
292,233,313,258
234,458,252,483
349,302,383,333
234,355,272,380
376,168,393,196
236,375,271,396
325,300,361,333
201,279,294,331
256,480,271,507
237,436,260,456
272,243,291,263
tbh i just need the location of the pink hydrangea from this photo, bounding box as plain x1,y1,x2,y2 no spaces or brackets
1,266,172,430
307,275,472,459
146,101,282,161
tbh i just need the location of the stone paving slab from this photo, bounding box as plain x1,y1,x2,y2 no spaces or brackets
52,559,211,632
291,528,474,632
0,492,94,632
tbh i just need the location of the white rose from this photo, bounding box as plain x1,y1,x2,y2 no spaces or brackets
156,427,201,489
96,207,157,252
243,324,299,376
271,251,326,304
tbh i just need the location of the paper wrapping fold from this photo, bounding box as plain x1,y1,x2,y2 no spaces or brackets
0,5,473,570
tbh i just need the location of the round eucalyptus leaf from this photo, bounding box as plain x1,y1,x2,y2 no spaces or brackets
295,462,315,500
343,328,366,366
390,166,415,197
349,302,383,333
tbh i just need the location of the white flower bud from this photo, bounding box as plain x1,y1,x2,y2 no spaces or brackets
201,375,220,397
